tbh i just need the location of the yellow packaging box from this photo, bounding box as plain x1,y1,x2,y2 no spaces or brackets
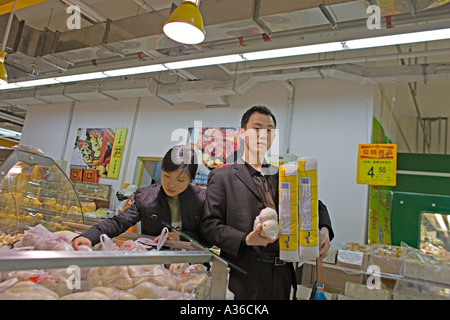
279,162,299,262
298,158,319,259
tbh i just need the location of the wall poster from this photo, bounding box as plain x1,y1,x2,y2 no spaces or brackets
188,127,243,186
70,128,128,179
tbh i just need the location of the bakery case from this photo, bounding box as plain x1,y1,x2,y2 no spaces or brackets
0,146,230,300
0,145,86,232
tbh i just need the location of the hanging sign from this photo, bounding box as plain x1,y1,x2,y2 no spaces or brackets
357,144,397,186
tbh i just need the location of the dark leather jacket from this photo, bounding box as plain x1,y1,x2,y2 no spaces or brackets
81,184,206,245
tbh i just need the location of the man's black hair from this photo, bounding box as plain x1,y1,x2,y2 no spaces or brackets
162,145,198,181
241,105,277,129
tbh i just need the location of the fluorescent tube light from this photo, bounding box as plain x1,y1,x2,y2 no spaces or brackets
56,72,108,83
103,64,168,77
345,28,450,49
242,42,344,61
0,127,21,137
18,78,60,88
0,83,21,90
165,54,245,69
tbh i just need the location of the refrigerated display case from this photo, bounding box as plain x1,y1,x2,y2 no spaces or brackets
0,241,230,300
0,145,86,232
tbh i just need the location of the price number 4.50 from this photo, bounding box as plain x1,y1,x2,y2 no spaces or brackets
367,166,386,177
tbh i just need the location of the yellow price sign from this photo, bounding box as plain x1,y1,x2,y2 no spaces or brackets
357,144,397,186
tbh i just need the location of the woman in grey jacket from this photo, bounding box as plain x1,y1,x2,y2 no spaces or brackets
72,145,205,249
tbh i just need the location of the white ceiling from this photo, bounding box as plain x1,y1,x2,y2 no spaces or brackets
0,0,449,143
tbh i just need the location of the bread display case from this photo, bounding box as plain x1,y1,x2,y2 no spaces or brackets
0,145,86,232
72,182,112,209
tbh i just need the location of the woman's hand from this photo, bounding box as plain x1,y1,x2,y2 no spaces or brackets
154,231,180,242
71,236,92,250
245,224,278,247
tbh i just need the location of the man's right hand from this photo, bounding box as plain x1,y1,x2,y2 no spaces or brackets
245,224,278,247
72,236,92,250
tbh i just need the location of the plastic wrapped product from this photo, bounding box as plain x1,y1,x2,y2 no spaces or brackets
2,281,59,300
128,281,168,299
298,158,319,260
279,162,300,262
90,286,138,300
60,291,110,300
128,264,178,290
253,207,279,240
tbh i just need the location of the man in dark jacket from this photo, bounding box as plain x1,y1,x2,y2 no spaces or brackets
200,106,334,300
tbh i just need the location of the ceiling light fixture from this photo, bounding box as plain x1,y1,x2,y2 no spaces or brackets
164,54,244,69
345,28,450,49
56,72,108,83
103,64,168,77
1,27,450,91
163,0,206,45
0,127,21,138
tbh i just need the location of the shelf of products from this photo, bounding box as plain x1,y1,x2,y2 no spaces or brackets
72,182,111,202
297,241,450,300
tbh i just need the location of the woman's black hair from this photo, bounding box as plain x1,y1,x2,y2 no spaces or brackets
241,105,277,129
162,145,198,181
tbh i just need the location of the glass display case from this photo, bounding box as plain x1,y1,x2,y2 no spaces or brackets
72,182,111,202
420,211,449,261
0,146,231,300
0,242,229,300
0,145,85,233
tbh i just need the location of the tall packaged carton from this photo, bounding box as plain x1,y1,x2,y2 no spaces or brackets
279,162,299,262
298,157,319,260
279,158,319,263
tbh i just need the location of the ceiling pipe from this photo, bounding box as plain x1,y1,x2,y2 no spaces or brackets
1,0,17,51
218,47,450,75
1,1,448,82
283,80,295,154
0,110,24,125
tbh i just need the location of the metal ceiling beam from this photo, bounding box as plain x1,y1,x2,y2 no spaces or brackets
0,110,24,125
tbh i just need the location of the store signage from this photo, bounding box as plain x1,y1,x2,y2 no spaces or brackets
357,144,397,186
108,128,128,179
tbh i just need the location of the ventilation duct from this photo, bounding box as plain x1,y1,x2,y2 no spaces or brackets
0,0,381,80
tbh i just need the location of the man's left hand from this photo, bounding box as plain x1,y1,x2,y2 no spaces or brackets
319,227,330,258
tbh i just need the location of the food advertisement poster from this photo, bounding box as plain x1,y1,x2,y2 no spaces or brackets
70,128,128,179
188,127,243,186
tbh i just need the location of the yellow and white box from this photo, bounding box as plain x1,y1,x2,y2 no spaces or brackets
279,162,299,262
297,157,319,260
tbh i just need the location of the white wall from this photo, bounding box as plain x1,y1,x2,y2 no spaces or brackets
373,82,450,154
20,78,373,246
288,78,373,246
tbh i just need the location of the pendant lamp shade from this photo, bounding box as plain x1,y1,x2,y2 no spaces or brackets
163,1,206,45
0,51,8,85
